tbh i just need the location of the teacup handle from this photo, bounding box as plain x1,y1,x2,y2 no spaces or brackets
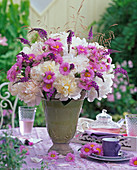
115,143,121,153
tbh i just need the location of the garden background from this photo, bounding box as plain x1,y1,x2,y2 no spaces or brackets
0,0,137,128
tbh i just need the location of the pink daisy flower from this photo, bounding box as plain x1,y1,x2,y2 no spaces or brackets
55,55,63,64
78,80,88,90
65,153,75,162
129,157,137,167
77,45,88,55
92,144,103,156
48,151,59,160
59,62,70,75
28,54,35,62
45,38,63,53
80,144,92,156
89,142,98,149
43,83,53,92
81,68,95,81
43,71,55,83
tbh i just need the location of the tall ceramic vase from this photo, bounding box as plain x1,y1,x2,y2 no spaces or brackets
43,100,83,155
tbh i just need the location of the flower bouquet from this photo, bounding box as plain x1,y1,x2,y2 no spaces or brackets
7,27,128,155
7,28,128,106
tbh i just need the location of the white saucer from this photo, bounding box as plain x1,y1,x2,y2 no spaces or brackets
87,151,134,162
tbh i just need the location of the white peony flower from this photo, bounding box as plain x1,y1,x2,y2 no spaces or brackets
18,81,43,106
54,74,82,101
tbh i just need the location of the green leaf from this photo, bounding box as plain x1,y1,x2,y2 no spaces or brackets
2,0,7,13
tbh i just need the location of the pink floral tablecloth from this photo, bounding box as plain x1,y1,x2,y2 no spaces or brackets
8,127,137,169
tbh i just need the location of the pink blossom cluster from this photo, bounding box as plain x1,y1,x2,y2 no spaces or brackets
107,60,136,102
48,151,75,162
80,142,103,156
7,28,123,106
0,34,8,46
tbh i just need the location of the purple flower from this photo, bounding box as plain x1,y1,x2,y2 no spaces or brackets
46,88,56,100
65,153,75,162
48,151,59,160
67,30,74,45
7,63,21,82
59,62,70,76
29,28,47,39
87,26,93,41
70,63,75,70
129,157,137,167
91,81,99,97
17,37,31,46
103,49,121,55
114,67,129,83
67,30,74,53
95,72,104,82
13,77,29,85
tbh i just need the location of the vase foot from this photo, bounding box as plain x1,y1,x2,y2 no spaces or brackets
48,143,73,155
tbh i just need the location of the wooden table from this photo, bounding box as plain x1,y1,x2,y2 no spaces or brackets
1,127,137,170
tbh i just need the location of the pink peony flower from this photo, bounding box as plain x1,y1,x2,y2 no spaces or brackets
48,151,59,160
65,153,75,162
80,144,92,156
43,71,55,83
77,45,88,55
129,157,137,167
59,62,70,76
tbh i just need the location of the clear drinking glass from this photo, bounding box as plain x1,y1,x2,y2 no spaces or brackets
18,106,36,135
125,114,137,136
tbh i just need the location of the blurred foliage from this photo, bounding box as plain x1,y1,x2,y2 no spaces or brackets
96,0,137,86
0,0,30,128
81,0,137,120
0,0,30,83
